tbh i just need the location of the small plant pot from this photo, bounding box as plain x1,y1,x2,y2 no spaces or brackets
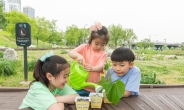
103,92,112,103
89,93,103,108
75,96,91,110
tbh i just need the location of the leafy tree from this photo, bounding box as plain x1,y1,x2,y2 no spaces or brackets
108,24,125,49
136,38,154,49
46,19,59,46
125,29,137,48
34,17,50,47
0,2,7,29
4,10,37,39
81,28,90,44
65,25,80,46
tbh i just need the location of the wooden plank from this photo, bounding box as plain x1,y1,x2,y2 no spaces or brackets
107,99,133,110
139,95,170,110
101,104,115,110
122,96,153,110
66,104,93,110
64,104,70,110
166,95,184,109
155,95,182,110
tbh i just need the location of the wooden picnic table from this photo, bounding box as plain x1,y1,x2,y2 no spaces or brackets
0,86,184,110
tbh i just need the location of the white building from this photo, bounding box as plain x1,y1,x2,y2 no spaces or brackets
23,6,35,18
2,0,21,12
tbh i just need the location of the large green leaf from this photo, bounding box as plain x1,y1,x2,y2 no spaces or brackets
106,80,125,105
98,75,125,105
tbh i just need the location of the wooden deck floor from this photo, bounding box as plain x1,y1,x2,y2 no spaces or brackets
0,87,184,110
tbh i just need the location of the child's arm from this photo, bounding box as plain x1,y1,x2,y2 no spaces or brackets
84,64,103,72
84,53,108,72
55,93,79,104
68,50,84,64
47,103,64,110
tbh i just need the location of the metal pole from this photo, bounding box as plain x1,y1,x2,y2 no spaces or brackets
23,46,28,81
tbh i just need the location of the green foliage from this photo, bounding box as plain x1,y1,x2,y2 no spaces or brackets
156,55,164,60
104,61,111,71
28,59,37,71
141,72,165,84
125,28,137,48
65,25,81,46
0,3,7,29
0,31,11,38
134,49,158,54
136,38,154,49
60,50,68,54
0,58,17,76
170,47,175,50
98,76,125,105
0,51,3,58
108,24,126,49
181,46,184,51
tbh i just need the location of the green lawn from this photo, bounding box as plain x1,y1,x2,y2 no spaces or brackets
0,49,184,87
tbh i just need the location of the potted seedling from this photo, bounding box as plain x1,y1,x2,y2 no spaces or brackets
89,93,103,108
98,75,125,105
75,96,91,110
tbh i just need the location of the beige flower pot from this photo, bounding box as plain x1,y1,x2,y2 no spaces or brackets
103,92,112,103
89,93,103,108
75,96,91,110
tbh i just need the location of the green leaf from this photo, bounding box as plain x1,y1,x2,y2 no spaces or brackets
98,75,125,105
106,80,125,105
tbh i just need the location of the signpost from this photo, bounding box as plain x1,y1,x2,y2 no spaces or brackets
15,22,31,82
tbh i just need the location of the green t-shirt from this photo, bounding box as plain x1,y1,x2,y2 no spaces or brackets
19,82,76,110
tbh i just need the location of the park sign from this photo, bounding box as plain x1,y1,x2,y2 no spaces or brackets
15,22,31,46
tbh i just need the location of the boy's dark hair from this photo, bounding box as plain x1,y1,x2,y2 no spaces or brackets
88,26,110,44
111,47,135,62
30,55,70,87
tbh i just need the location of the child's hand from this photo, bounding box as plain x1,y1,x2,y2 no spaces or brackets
84,64,93,72
76,54,84,65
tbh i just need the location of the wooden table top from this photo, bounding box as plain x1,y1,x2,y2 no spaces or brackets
0,87,184,110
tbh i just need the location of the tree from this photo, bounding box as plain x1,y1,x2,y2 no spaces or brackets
4,10,37,39
34,17,50,47
0,2,7,29
108,24,125,49
64,25,80,46
46,19,59,46
136,38,154,49
125,29,137,48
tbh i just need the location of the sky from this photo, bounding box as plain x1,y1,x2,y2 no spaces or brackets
21,0,184,43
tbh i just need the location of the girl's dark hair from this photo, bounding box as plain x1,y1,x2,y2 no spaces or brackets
111,47,135,62
88,26,110,44
30,55,70,87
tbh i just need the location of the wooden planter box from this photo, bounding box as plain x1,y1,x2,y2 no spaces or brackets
89,93,103,108
75,96,91,110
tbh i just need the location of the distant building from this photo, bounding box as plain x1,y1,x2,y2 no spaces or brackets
2,0,21,12
23,6,35,18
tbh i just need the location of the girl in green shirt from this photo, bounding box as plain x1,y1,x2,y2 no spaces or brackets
19,51,79,110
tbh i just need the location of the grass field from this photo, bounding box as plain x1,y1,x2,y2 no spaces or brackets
0,49,184,87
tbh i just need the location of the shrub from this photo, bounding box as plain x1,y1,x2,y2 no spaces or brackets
181,46,184,51
0,51,3,58
0,58,17,76
141,72,165,84
60,50,68,54
28,59,37,71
